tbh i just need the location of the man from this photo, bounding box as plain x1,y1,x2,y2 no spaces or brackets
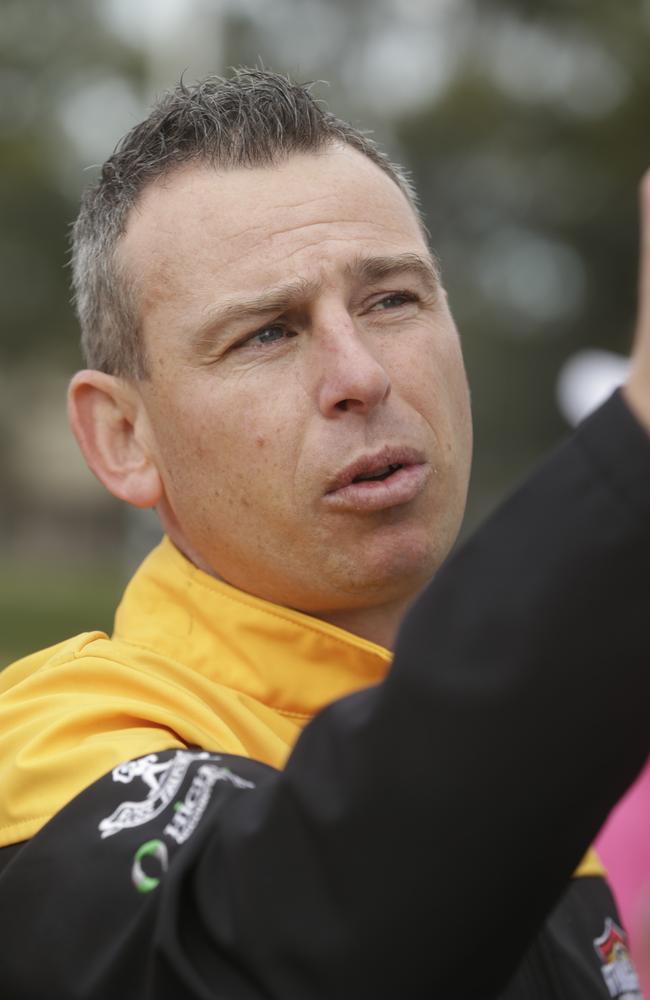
0,69,649,998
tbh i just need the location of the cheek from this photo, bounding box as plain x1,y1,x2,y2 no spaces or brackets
397,327,468,416
436,358,472,478
158,392,292,510
441,341,471,434
144,384,225,497
401,330,472,473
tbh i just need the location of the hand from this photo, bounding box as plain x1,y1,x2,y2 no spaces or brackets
624,169,650,431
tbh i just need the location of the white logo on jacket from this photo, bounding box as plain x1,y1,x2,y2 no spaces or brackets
98,749,256,894
99,750,213,838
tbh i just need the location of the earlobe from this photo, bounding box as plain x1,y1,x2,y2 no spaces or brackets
67,370,163,508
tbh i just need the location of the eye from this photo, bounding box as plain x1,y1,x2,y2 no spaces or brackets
371,291,419,311
241,324,297,349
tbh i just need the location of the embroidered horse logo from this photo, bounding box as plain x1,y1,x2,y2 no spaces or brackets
98,750,211,839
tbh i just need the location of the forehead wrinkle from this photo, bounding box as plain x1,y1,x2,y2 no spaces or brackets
268,216,393,242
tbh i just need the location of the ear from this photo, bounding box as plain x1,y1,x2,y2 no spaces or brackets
68,370,163,508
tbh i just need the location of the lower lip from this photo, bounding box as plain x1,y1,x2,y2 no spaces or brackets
324,464,430,512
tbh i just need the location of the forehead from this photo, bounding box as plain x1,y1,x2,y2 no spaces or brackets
120,146,429,333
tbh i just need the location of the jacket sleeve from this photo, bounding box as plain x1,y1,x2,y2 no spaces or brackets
502,876,643,999
1,391,649,1000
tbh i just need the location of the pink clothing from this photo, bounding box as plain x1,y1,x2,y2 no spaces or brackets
597,761,650,994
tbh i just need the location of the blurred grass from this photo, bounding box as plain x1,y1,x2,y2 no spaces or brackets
0,561,124,669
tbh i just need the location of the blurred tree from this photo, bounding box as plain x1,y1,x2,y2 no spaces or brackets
0,0,146,654
0,0,146,367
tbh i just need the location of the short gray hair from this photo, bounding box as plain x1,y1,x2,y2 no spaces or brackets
70,67,423,377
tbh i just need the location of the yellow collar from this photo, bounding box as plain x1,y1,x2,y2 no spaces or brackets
113,537,392,720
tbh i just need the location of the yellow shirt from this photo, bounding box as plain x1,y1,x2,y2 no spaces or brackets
0,535,603,877
0,536,389,848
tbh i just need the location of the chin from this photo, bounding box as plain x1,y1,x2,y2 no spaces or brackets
327,532,443,605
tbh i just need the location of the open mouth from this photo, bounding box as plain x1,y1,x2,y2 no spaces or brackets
351,463,403,483
324,447,427,504
324,456,429,512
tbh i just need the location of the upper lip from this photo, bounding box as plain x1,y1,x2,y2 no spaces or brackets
325,445,427,494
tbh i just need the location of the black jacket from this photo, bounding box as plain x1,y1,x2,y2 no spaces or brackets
0,392,648,999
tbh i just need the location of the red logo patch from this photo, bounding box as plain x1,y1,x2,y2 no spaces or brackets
593,918,642,999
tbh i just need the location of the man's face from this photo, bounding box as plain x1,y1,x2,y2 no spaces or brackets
121,145,472,616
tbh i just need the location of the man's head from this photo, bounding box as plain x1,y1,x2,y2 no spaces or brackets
69,69,472,644
71,69,422,379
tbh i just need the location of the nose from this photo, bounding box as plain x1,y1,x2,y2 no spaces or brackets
313,312,392,417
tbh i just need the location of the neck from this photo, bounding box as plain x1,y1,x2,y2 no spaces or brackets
307,595,415,651
163,526,414,651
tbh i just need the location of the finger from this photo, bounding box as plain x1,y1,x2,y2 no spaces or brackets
623,172,650,430
636,169,650,340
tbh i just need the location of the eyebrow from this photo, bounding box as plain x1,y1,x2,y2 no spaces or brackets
348,251,440,288
190,251,440,351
